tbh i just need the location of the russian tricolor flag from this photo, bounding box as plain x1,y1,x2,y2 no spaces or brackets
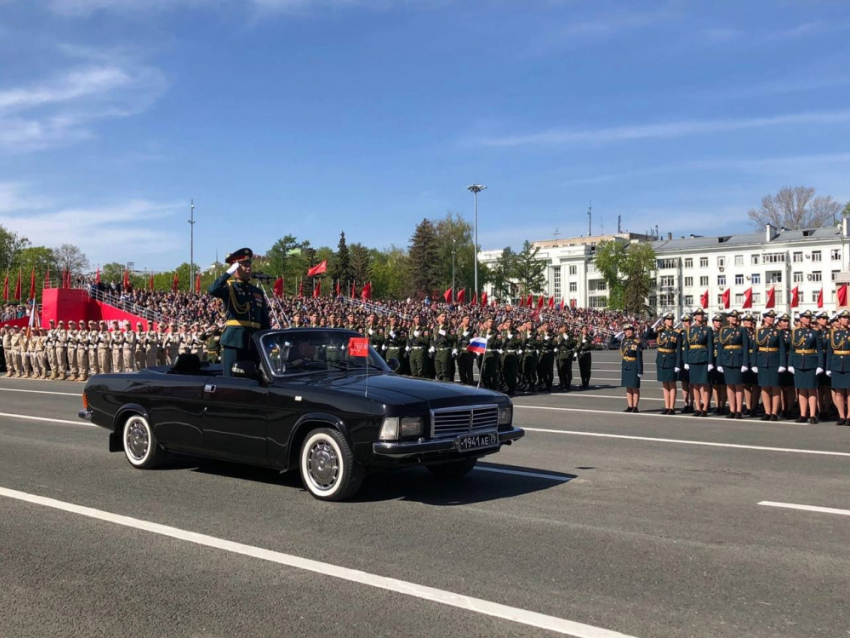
467,336,488,355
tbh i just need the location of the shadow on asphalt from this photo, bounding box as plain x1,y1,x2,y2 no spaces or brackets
162,455,574,505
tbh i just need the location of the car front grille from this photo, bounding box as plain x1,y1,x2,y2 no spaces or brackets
431,405,499,438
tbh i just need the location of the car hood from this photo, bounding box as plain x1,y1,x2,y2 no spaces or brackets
304,372,505,407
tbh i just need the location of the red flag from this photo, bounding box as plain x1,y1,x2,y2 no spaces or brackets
456,288,466,304
526,294,533,307
28,267,35,300
765,286,776,309
2,274,7,301
335,279,341,297
472,292,478,305
571,299,577,308
817,288,824,308
307,260,327,277
742,287,753,309
14,269,22,299
791,286,799,308
195,273,201,294
559,298,565,310
273,277,284,297
361,282,372,300
839,284,848,307
172,273,179,293
351,281,355,299
95,268,100,285
700,289,709,309
313,280,321,298
721,288,730,309
298,279,304,297
537,295,545,309
44,267,50,289
481,291,487,306
518,295,525,308
443,287,452,303
548,296,555,309
149,273,154,292
348,337,369,358
123,270,130,290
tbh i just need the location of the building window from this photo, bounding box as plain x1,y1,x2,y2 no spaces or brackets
734,255,744,266
811,272,822,282
684,276,693,287
587,263,597,273
684,295,693,307
812,251,822,262
735,274,744,285
657,258,678,269
832,248,841,261
751,255,760,265
793,271,803,283
753,293,761,304
792,251,803,263
832,270,840,282
700,276,708,286
764,252,785,264
767,272,783,284
589,296,607,308
553,268,561,300
597,281,607,291
659,275,675,287
775,290,784,304
751,273,761,284
684,258,693,269
717,256,725,267
717,275,726,286
798,292,805,304
659,294,675,306
735,294,744,305
569,282,577,292
569,265,577,275
699,257,708,268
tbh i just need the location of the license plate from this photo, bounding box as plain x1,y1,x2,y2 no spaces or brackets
457,431,499,451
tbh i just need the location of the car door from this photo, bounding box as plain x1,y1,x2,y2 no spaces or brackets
201,376,269,464
147,375,205,453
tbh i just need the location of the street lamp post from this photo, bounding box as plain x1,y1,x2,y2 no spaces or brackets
451,238,457,303
188,199,195,293
467,184,487,300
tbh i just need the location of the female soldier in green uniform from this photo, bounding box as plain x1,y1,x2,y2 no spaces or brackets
789,310,823,424
777,313,795,419
826,309,850,425
753,309,786,421
678,314,694,413
683,309,713,417
718,310,749,420
741,313,760,417
620,324,643,412
643,312,681,415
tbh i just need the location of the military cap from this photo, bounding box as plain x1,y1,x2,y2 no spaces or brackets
742,313,754,321
681,313,692,322
837,309,850,319
799,309,813,319
68,320,77,325
778,313,791,322
727,309,739,318
763,309,777,318
623,324,635,331
225,247,253,264
816,311,829,319
88,320,96,325
692,308,706,316
136,321,143,326
712,314,723,322
663,312,674,320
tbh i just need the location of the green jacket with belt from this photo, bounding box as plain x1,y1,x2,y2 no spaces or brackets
208,272,271,350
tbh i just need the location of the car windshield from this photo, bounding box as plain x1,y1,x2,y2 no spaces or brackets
260,330,391,377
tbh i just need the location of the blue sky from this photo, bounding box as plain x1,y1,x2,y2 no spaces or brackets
1,0,849,271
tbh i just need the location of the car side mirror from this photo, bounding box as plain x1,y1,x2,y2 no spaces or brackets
388,358,401,372
232,361,259,380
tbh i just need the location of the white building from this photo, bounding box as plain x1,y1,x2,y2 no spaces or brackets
479,221,850,316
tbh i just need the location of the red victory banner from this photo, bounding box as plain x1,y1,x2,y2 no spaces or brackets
548,296,555,309
361,282,372,300
456,288,466,304
537,295,545,309
298,279,304,297
742,287,753,309
525,294,533,307
172,273,179,293
472,292,478,305
443,287,452,303
313,280,321,298
700,289,709,309
350,281,356,298
838,284,848,307
817,287,824,308
348,337,369,358
149,273,155,291
790,286,800,308
765,286,776,309
307,260,327,277
195,273,201,294
481,291,487,306
122,269,130,290
721,288,730,309
14,269,22,300
273,277,284,297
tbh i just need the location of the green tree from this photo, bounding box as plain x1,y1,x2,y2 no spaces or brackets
13,246,57,302
843,201,850,218
371,246,411,299
330,231,352,286
101,262,125,284
350,242,372,288
594,240,628,309
0,224,30,271
620,243,656,315
433,212,476,294
513,241,546,297
409,218,440,297
490,247,516,302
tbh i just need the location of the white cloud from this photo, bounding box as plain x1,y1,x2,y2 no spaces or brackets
0,185,183,264
474,110,850,148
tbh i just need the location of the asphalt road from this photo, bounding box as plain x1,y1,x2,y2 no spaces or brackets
1,351,849,638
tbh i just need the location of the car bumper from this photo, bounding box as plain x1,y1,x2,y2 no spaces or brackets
372,427,524,459
78,409,92,421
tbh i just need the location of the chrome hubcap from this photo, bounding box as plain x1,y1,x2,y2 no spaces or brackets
126,419,149,460
307,441,339,491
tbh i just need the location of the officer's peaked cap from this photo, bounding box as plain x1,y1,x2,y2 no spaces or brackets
225,248,253,264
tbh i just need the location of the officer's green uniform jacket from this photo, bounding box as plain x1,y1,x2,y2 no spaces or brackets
643,326,681,383
826,327,850,389
208,272,271,350
619,336,643,389
790,326,822,390
753,325,786,387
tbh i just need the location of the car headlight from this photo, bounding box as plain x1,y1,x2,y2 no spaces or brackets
498,405,512,426
400,417,423,437
379,417,399,441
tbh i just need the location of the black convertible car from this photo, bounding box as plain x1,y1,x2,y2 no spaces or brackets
79,328,524,501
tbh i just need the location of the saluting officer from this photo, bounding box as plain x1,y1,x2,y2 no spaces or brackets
620,324,643,412
479,318,501,391
826,309,850,426
455,315,475,385
789,310,823,424
500,319,521,395
383,316,407,373
644,312,681,415
555,326,576,391
208,248,271,376
753,309,786,421
718,310,749,419
537,324,556,393
682,308,713,417
431,312,455,382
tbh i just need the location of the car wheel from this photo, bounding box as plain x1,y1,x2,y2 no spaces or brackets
122,414,165,469
427,457,478,479
299,428,364,501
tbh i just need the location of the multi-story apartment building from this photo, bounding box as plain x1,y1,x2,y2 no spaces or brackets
478,220,850,315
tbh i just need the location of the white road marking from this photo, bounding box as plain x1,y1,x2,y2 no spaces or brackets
550,394,664,402
0,486,637,638
0,412,96,427
475,466,573,482
758,501,850,517
514,404,791,426
0,387,79,397
593,377,660,383
519,424,850,458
